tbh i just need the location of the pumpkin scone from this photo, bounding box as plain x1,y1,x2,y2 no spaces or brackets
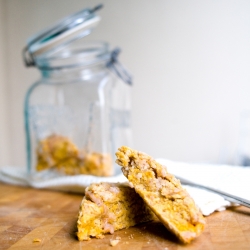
36,134,113,176
77,182,154,240
115,146,205,244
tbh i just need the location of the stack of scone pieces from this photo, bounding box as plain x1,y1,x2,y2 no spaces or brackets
77,146,205,244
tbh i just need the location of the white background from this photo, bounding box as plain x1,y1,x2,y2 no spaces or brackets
1,0,250,167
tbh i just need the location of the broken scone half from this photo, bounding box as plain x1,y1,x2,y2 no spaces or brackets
77,182,154,240
116,146,205,244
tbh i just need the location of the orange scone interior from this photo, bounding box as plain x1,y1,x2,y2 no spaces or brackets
77,182,154,240
116,146,205,244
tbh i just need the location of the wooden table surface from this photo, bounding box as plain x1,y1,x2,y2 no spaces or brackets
0,182,250,250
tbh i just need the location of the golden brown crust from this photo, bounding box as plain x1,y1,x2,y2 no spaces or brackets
76,182,154,241
115,146,205,244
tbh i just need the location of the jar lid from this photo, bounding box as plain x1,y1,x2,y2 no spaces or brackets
23,4,102,66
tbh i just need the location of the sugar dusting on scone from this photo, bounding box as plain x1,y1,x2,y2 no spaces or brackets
116,146,205,244
76,182,154,240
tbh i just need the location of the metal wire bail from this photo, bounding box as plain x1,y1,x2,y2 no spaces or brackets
107,48,132,85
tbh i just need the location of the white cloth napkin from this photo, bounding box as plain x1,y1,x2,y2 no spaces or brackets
157,159,250,215
0,166,127,192
1,160,249,216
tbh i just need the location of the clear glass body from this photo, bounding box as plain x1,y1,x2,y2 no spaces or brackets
24,42,132,176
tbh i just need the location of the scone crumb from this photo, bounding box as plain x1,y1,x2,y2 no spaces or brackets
128,234,134,239
33,238,41,243
116,236,121,240
110,239,120,246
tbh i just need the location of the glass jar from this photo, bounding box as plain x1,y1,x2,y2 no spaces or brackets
23,6,132,177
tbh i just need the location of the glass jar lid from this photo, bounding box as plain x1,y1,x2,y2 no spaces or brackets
23,4,103,67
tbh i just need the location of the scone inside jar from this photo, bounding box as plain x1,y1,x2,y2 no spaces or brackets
36,134,113,176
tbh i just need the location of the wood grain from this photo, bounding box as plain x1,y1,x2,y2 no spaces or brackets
0,183,250,250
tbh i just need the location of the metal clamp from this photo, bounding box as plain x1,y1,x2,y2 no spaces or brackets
107,48,132,85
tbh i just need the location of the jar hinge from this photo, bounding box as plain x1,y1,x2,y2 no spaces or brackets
107,48,132,85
